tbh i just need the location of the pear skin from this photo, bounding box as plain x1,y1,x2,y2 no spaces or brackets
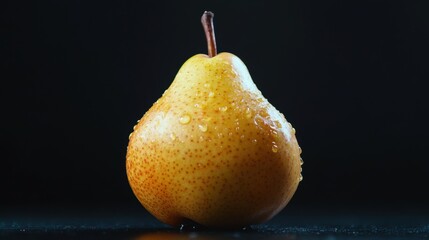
126,11,302,229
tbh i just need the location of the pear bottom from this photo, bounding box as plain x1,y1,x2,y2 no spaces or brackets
126,111,301,228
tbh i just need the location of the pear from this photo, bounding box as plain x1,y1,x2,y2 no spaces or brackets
126,11,302,229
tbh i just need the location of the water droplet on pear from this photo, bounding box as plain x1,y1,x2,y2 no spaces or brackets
179,115,191,124
272,144,278,153
198,124,208,132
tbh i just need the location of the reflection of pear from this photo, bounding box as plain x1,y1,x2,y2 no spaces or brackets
126,11,302,228
134,233,192,240
133,232,297,240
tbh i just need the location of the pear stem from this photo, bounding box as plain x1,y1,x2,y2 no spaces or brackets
201,11,217,57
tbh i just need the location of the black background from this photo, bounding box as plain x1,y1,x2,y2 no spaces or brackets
2,0,429,214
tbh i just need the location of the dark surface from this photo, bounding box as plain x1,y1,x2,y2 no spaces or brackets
1,208,428,240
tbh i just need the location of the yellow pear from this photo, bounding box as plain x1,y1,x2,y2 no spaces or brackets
126,11,302,229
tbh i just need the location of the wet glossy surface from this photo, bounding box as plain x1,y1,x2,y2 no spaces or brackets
1,208,428,239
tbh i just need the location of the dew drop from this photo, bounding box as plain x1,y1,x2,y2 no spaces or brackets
219,106,228,112
179,115,191,124
133,125,137,130
299,146,302,154
228,132,233,137
254,116,264,126
170,133,176,141
217,132,223,138
260,109,269,117
231,102,236,107
204,83,210,88
252,139,258,144
199,136,205,142
300,157,304,165
235,126,240,132
292,127,296,134
208,92,215,98
271,130,278,138
198,124,208,132
136,119,140,123
245,108,252,119
128,132,133,139
272,144,279,153
240,135,245,140
299,174,303,182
